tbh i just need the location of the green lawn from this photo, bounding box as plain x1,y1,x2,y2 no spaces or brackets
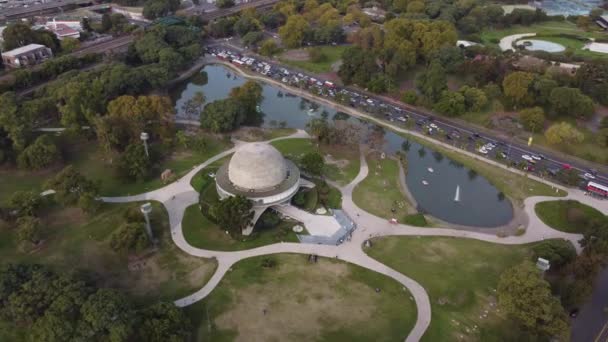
353,154,414,220
185,254,417,341
0,201,216,305
181,204,300,251
271,138,360,185
480,21,608,59
0,134,233,203
367,237,539,341
535,200,606,233
279,45,348,74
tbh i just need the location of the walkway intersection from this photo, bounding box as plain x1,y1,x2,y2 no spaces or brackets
100,130,607,342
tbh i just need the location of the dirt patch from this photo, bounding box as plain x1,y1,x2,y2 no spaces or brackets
281,49,310,62
324,154,349,169
214,257,378,341
45,207,87,228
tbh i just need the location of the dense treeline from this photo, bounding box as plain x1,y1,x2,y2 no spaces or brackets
0,263,190,341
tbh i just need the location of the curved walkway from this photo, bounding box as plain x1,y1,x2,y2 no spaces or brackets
100,129,608,341
499,33,536,51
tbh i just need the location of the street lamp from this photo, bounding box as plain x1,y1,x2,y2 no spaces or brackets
140,132,149,157
140,202,155,243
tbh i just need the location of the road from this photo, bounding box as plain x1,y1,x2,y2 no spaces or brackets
208,41,608,187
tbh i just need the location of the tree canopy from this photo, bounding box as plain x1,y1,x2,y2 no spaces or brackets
209,195,253,237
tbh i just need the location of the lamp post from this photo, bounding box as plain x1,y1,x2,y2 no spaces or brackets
140,132,149,157
140,202,154,243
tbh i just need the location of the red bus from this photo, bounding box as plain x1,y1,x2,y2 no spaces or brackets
587,181,608,197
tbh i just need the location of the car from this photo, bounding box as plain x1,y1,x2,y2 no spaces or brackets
531,155,542,161
522,155,533,162
583,173,596,180
500,152,508,158
478,148,488,154
429,123,438,129
473,133,481,138
416,120,425,126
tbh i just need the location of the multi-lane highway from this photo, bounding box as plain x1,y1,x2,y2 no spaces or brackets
208,42,608,187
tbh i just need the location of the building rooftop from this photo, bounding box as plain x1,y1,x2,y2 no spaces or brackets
228,143,288,191
217,158,300,199
2,44,48,57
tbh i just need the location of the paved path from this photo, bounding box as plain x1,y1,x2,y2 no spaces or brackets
99,121,608,340
499,33,536,51
273,204,342,236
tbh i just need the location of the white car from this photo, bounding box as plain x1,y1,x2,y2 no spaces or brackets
522,155,533,162
478,148,488,154
583,173,596,180
531,155,542,161
430,123,438,129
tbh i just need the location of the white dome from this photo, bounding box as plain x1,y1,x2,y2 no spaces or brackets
228,143,287,191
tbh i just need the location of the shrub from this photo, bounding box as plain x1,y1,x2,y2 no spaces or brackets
401,90,418,105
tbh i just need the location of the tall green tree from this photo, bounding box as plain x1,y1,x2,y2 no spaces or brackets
416,59,447,102
519,107,545,132
17,135,62,170
16,216,42,244
210,195,253,237
549,87,594,119
45,165,99,207
502,71,535,109
116,143,154,181
498,261,569,339
279,15,309,48
301,151,324,175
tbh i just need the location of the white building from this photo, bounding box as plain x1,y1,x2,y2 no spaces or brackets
1,44,53,68
215,143,314,235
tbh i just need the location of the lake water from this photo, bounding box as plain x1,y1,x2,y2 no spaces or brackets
517,39,566,53
172,65,514,227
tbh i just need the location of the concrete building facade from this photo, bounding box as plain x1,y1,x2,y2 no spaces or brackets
1,44,53,68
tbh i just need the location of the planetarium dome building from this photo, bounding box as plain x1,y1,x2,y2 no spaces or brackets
215,142,312,234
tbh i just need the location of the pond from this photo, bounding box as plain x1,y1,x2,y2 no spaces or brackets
516,39,566,53
172,65,514,227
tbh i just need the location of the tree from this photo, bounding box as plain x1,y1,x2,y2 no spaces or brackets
216,0,234,8
279,15,309,48
532,240,576,269
181,91,206,118
407,1,425,13
81,289,133,340
545,122,584,145
143,0,180,19
109,222,150,253
301,151,324,175
17,135,62,170
60,37,80,53
498,261,569,339
549,87,594,119
116,143,153,181
16,216,41,244
434,91,466,116
230,81,263,124
209,195,253,237
502,71,535,108
0,92,31,152
459,86,487,111
576,16,592,30
596,128,608,148
519,107,545,132
96,95,174,152
575,61,608,105
45,165,99,207
416,60,447,102
2,22,60,52
242,31,265,47
101,13,112,32
7,191,42,218
259,39,279,56
81,17,92,32
338,46,378,86
136,302,190,341
401,90,418,104
200,99,242,133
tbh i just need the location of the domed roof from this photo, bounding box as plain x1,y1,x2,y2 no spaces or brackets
228,143,287,191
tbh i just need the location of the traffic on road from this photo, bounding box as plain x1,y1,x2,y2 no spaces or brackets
206,44,608,196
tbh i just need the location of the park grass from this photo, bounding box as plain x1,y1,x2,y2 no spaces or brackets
480,21,605,45
185,254,417,341
535,200,606,233
366,236,538,342
181,204,300,251
0,134,233,202
271,138,360,185
0,201,216,305
352,154,413,220
190,157,229,192
232,127,296,142
279,45,348,74
403,213,428,227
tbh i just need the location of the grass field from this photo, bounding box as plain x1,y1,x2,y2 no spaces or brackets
279,45,348,74
367,237,538,341
181,204,300,251
535,199,606,233
0,134,232,202
352,154,414,220
185,254,417,341
480,21,608,59
271,138,360,185
0,201,216,305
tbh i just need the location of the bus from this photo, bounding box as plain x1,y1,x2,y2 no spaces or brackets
587,181,608,197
